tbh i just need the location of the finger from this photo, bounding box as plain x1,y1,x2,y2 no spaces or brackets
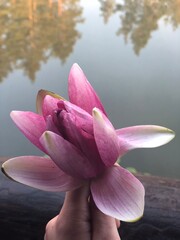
44,216,59,240
58,182,90,223
116,219,121,228
91,200,121,240
64,183,90,209
62,183,90,213
44,184,91,240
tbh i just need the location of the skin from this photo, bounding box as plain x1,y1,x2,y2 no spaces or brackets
44,184,121,240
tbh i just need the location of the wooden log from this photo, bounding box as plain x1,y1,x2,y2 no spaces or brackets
0,157,180,240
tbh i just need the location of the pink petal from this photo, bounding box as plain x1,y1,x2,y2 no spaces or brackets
41,95,60,118
93,108,120,167
36,89,65,115
68,63,107,115
91,165,145,222
10,111,46,152
46,115,60,134
40,131,98,179
62,100,93,134
116,125,175,152
55,100,93,137
2,156,83,192
57,109,81,147
56,107,105,175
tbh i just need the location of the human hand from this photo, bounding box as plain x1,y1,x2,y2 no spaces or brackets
44,184,120,240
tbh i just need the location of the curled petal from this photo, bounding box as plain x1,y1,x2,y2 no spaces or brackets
40,131,98,179
10,111,46,152
36,89,65,115
116,125,175,152
2,156,83,192
91,165,145,222
46,115,60,134
41,95,61,118
93,108,120,167
56,108,105,174
62,100,93,134
57,109,81,147
68,63,107,115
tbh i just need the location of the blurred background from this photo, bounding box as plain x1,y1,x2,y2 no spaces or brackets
0,0,180,179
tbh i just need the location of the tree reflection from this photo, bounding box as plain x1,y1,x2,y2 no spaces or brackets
0,0,83,82
99,0,116,23
99,0,180,55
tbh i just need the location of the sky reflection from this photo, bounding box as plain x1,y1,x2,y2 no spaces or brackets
0,0,180,178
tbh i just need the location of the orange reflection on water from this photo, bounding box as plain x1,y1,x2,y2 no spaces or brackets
99,0,180,54
0,0,180,82
0,0,83,82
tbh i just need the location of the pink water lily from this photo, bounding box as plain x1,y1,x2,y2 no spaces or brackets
2,64,175,222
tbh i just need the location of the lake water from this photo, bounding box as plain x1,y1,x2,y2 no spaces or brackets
0,0,180,179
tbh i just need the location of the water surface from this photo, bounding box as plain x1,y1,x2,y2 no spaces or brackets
0,0,180,178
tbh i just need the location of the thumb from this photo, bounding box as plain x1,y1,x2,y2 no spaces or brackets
44,184,90,240
60,183,90,220
91,199,121,240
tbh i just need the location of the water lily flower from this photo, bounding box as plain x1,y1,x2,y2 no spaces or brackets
2,64,175,222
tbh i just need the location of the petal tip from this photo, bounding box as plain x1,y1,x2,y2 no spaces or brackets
36,89,65,114
167,128,175,137
37,89,44,95
40,131,54,148
70,63,82,74
127,213,144,223
92,107,101,117
10,111,23,122
10,110,18,118
1,161,17,183
42,130,51,141
1,162,7,176
72,63,80,68
161,127,175,144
